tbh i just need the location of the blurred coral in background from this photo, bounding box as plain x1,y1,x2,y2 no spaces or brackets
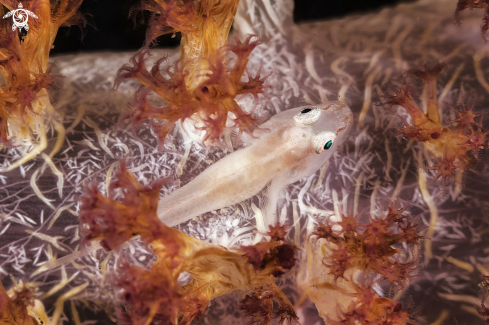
455,0,489,42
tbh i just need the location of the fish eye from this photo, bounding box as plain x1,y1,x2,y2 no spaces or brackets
294,107,321,125
324,140,333,150
313,131,336,154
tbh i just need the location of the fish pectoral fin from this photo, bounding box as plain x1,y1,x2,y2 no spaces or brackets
260,179,286,228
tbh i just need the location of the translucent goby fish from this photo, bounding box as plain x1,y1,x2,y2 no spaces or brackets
157,102,353,227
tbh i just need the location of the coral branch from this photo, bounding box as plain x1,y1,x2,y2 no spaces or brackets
383,84,429,125
299,199,422,324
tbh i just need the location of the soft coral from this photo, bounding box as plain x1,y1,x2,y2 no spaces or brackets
300,200,421,324
115,35,269,147
0,0,84,170
117,0,269,147
383,64,488,192
303,201,421,324
313,201,424,286
327,281,416,325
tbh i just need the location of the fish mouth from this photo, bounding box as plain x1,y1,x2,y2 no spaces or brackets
317,102,353,135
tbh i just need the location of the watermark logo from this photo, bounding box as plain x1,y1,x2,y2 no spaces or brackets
2,3,38,32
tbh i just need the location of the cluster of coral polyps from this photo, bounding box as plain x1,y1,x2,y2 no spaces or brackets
114,35,270,148
383,64,489,191
0,0,84,169
299,202,422,324
114,0,270,147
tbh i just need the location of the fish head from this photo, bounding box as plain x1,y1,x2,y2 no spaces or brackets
267,101,353,181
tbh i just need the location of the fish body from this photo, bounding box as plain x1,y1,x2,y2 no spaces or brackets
157,101,353,227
